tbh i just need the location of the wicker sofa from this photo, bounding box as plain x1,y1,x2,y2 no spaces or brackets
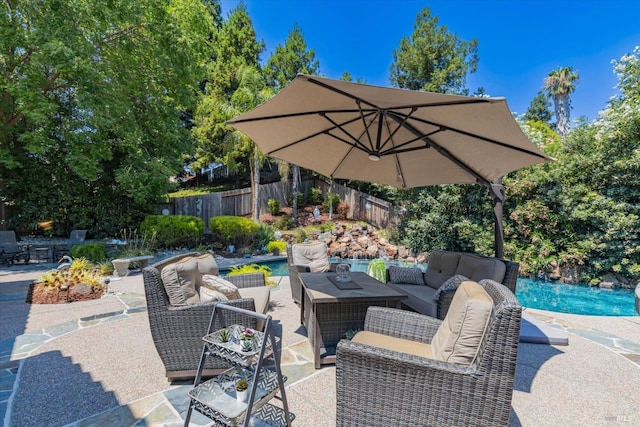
336,280,522,426
142,252,270,381
386,250,519,319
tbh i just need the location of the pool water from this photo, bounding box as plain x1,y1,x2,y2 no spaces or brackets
515,278,636,316
229,259,637,317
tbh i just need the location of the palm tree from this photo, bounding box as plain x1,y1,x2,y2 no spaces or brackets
543,67,579,135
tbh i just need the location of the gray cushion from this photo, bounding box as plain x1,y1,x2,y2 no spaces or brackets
388,266,424,285
424,251,461,289
387,283,438,318
456,254,506,283
433,274,469,301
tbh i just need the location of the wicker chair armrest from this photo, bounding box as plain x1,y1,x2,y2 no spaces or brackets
364,306,441,343
225,273,266,289
163,298,258,328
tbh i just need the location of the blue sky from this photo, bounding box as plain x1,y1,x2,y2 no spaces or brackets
220,0,640,122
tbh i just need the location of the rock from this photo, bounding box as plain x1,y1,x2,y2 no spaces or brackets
385,245,398,258
356,236,369,247
366,244,379,258
70,283,93,296
397,246,410,259
378,237,388,246
599,274,621,289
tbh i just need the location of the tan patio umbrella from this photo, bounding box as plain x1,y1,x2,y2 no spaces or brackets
227,74,553,257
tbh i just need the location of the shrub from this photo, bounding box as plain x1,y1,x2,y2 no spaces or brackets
209,216,260,249
266,241,287,254
308,187,322,205
267,199,280,215
140,215,204,249
227,263,275,286
254,223,275,250
273,215,295,230
323,193,341,213
287,192,304,207
69,243,107,263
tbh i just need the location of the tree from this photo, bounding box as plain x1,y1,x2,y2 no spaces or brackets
0,0,212,235
193,4,264,175
263,24,319,222
193,5,267,222
389,7,478,95
523,91,554,125
543,67,579,135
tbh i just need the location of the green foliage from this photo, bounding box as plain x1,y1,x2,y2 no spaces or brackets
273,215,295,231
367,259,387,283
254,223,275,250
140,215,203,249
168,185,234,198
227,263,274,286
287,192,304,207
308,187,322,205
266,241,287,254
323,193,341,213
209,216,260,249
1,0,213,237
523,91,554,125
294,228,308,243
267,199,280,215
390,7,478,95
264,24,320,91
69,243,107,263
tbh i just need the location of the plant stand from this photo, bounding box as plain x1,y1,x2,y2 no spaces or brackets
184,304,293,427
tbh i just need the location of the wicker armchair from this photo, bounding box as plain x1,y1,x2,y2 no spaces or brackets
336,280,522,427
287,242,337,306
142,253,268,381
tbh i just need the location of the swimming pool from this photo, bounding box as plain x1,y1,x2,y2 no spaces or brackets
224,259,637,316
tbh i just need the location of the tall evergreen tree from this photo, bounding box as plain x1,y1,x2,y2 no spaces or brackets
523,91,554,125
543,67,579,135
389,7,478,95
193,5,266,221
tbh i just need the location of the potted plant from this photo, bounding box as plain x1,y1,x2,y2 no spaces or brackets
235,378,249,402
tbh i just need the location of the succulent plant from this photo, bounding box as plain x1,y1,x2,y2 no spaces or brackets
241,340,253,352
235,379,248,392
218,328,231,342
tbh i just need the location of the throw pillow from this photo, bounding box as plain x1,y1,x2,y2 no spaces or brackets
161,257,200,306
388,266,424,285
202,274,242,299
433,274,470,301
199,286,229,303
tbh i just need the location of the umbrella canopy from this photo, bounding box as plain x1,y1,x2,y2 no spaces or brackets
227,74,553,189
227,74,554,257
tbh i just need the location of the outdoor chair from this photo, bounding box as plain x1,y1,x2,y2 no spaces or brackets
287,241,336,305
142,252,271,381
53,229,87,260
336,279,522,427
0,231,30,265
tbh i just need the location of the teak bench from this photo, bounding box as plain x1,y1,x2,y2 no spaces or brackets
112,255,154,277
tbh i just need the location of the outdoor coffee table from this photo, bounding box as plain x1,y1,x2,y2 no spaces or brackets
299,271,407,369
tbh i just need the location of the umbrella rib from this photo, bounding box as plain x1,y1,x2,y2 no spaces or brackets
387,115,492,186
322,112,377,153
267,112,375,156
396,113,550,160
306,76,382,110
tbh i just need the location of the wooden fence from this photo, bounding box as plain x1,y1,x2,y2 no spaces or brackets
168,178,394,230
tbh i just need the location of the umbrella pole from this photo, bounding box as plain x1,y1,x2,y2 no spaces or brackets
490,178,505,259
328,179,333,221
